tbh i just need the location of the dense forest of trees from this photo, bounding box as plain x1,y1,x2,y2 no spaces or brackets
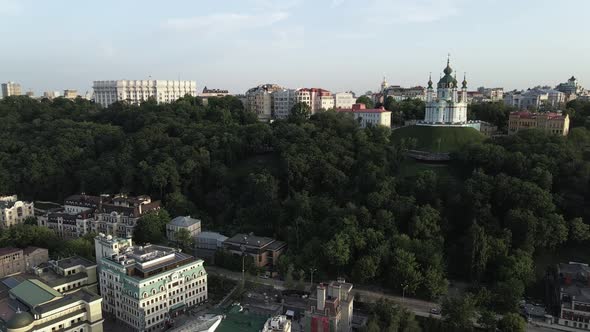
1,95,590,328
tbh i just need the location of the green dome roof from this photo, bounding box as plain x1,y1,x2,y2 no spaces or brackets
437,57,459,88
438,74,455,87
7,311,34,329
443,63,452,75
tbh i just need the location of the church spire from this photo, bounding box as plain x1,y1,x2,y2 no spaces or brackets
427,72,433,89
443,54,453,76
462,72,467,89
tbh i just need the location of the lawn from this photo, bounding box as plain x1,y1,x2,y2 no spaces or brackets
397,157,452,178
392,125,484,153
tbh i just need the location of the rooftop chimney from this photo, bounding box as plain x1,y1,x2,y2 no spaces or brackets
317,285,326,312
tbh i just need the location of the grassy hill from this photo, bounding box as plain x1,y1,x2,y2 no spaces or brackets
392,125,485,153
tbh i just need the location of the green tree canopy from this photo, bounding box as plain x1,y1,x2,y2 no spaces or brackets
355,96,374,109
133,210,170,245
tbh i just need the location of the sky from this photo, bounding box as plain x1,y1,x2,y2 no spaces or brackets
1,0,589,95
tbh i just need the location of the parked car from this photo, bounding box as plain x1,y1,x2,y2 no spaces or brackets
430,308,441,315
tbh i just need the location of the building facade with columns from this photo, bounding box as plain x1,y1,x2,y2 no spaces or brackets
0,195,34,228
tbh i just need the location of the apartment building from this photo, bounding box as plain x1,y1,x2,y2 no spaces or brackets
245,84,283,121
272,88,335,119
63,89,78,99
273,89,297,119
41,209,94,239
384,86,426,101
1,82,21,98
92,194,160,238
39,194,160,239
0,195,34,228
92,80,197,107
42,91,60,99
0,247,48,278
504,88,565,110
337,103,392,128
508,112,570,136
94,234,207,332
300,88,334,114
477,87,504,101
333,92,356,109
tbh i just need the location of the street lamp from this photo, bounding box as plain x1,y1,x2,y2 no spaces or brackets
401,283,409,304
309,268,317,290
240,244,246,287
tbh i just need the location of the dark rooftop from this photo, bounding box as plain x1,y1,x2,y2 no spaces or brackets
225,234,276,249
23,247,45,256
56,257,95,269
0,248,21,257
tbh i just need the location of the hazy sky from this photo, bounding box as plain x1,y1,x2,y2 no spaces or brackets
1,0,589,95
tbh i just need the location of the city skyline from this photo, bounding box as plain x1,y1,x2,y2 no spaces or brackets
1,0,589,95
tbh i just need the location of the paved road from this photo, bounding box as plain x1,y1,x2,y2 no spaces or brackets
207,267,441,319
205,266,561,332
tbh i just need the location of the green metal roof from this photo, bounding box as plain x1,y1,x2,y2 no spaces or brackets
6,311,34,329
10,279,61,307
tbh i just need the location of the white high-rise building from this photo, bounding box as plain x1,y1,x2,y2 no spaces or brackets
422,58,468,125
333,92,356,109
92,80,197,108
273,89,297,119
1,82,22,98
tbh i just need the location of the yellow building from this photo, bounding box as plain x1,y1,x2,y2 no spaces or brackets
508,112,570,136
